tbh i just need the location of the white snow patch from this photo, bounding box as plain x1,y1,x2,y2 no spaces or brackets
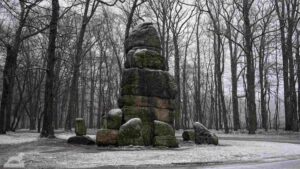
108,108,122,116
3,153,25,169
56,133,96,141
24,140,300,168
0,132,38,145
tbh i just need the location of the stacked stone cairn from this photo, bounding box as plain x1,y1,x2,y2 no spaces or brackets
96,22,178,147
67,118,95,145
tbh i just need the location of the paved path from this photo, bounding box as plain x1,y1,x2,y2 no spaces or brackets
166,159,300,169
219,136,300,144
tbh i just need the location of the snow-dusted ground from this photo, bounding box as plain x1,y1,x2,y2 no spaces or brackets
21,140,300,168
1,130,300,168
56,132,96,141
0,132,39,144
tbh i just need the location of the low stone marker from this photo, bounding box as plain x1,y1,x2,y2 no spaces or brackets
68,118,95,145
193,122,218,145
182,129,195,141
75,118,87,136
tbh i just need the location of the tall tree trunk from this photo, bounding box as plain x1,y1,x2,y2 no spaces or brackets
227,30,240,131
242,0,257,134
275,0,291,130
296,30,300,128
182,45,188,129
80,63,87,118
195,12,202,123
65,0,91,130
259,32,267,130
287,20,298,131
89,63,95,128
172,34,181,129
40,0,60,138
0,46,17,133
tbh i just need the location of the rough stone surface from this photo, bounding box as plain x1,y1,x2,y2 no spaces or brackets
118,95,175,110
67,136,95,145
153,108,173,124
122,106,154,122
154,120,174,136
118,118,144,146
153,135,178,148
141,123,154,146
118,22,177,147
125,48,165,70
96,129,119,146
124,23,161,53
122,106,173,124
75,118,86,136
193,122,218,145
121,68,177,99
106,109,122,130
182,129,195,141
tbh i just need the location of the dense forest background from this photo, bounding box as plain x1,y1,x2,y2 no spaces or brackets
0,0,299,136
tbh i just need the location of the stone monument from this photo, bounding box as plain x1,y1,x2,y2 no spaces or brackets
96,22,178,147
118,22,178,147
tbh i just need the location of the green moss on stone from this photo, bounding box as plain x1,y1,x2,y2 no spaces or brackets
182,130,195,141
75,118,86,136
141,123,154,146
134,50,164,69
153,135,178,148
154,120,174,136
122,106,153,122
146,35,161,49
107,109,122,130
118,118,145,146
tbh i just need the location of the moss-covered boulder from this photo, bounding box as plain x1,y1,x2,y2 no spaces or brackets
96,129,119,146
154,120,174,136
153,135,178,148
182,129,195,141
118,118,144,146
141,122,154,146
75,118,86,136
67,136,95,145
125,48,165,70
124,23,161,53
121,68,177,99
106,109,122,130
193,122,218,145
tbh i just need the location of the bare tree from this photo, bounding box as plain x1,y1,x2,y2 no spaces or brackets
40,0,60,138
